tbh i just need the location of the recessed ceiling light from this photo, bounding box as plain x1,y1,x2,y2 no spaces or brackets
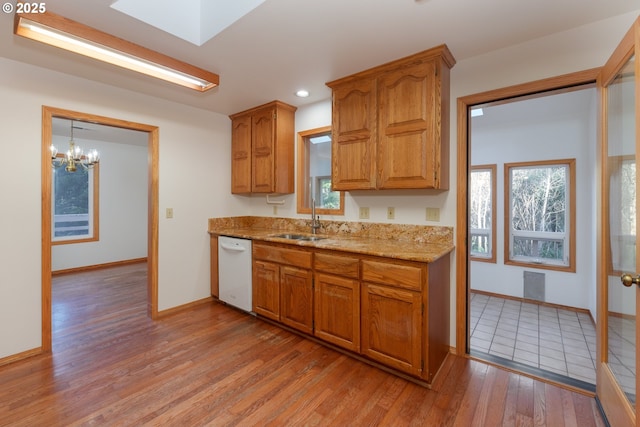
296,89,310,98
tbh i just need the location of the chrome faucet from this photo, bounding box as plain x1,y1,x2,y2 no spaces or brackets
310,198,321,234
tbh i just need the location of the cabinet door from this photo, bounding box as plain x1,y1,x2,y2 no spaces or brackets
280,266,313,334
252,260,280,321
331,78,377,190
231,115,252,194
251,107,276,193
314,273,360,352
377,60,439,189
361,282,422,376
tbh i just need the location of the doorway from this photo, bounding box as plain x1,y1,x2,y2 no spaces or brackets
456,69,601,387
41,106,160,352
470,85,599,389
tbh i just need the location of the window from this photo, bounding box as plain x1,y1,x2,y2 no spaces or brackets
52,159,99,244
505,159,575,272
297,126,344,215
470,165,496,262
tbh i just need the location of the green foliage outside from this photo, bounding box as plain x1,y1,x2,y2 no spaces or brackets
54,168,89,215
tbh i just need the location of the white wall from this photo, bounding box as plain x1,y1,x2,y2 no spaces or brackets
0,57,250,359
51,136,148,271
0,10,638,359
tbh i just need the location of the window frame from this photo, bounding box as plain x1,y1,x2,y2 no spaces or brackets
51,156,100,245
296,126,344,215
504,158,576,272
470,164,497,263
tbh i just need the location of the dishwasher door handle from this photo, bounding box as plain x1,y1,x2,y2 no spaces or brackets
220,242,247,252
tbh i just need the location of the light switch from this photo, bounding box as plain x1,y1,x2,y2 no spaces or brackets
166,208,173,219
387,207,395,220
359,207,370,219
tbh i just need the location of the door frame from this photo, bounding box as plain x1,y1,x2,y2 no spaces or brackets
41,106,160,352
455,69,601,357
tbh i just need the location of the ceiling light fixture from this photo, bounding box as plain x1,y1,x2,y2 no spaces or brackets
296,89,310,98
14,10,219,92
51,120,99,173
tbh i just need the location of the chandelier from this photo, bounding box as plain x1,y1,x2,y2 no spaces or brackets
50,121,100,172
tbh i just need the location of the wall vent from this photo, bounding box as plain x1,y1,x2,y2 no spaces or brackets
523,271,545,302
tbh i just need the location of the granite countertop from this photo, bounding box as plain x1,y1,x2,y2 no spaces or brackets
208,217,454,263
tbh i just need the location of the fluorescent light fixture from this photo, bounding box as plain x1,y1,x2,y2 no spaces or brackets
14,11,219,92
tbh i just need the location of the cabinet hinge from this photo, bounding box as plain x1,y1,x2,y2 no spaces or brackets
421,359,424,371
422,303,424,315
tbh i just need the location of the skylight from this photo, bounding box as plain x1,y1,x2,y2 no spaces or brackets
111,0,266,46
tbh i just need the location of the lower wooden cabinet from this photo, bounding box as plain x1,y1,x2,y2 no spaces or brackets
361,282,422,376
314,272,360,352
280,266,313,334
251,241,451,384
252,260,280,321
252,243,313,334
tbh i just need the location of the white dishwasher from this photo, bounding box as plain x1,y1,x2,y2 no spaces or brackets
218,236,253,313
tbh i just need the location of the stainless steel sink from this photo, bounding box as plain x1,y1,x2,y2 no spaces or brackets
272,233,326,241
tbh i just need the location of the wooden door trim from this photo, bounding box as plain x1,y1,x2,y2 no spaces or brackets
41,106,159,352
455,68,601,356
595,17,639,427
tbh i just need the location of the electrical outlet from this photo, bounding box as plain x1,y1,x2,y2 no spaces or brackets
166,208,173,219
359,207,370,219
387,207,395,220
426,207,440,222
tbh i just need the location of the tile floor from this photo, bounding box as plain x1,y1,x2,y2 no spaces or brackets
470,292,597,384
471,292,637,400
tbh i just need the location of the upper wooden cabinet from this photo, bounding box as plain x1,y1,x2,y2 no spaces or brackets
327,45,455,190
229,101,297,194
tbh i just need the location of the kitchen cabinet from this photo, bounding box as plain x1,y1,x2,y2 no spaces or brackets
249,239,451,384
361,259,424,376
313,252,360,352
253,260,280,321
360,254,451,382
327,45,455,190
252,242,313,333
209,234,219,297
229,101,297,194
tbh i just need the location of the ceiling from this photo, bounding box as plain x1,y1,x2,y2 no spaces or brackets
1,0,638,116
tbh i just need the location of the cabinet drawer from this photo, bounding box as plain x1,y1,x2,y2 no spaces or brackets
314,252,359,279
362,259,423,291
253,243,312,269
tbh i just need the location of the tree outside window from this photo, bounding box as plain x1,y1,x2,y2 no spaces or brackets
505,159,575,272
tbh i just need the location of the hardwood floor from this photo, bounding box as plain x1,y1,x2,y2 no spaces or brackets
0,263,607,426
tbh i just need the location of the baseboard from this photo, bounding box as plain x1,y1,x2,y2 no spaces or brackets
156,297,214,318
0,347,42,367
470,288,593,316
52,257,147,276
